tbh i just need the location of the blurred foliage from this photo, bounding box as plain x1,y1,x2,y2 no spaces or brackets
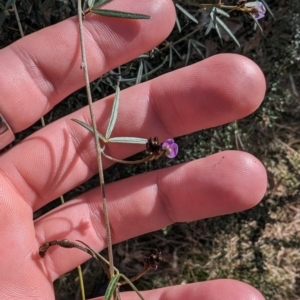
1,0,300,299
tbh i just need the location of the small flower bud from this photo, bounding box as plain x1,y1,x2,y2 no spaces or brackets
144,249,163,270
245,1,266,20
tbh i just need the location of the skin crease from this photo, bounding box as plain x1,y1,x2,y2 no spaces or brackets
0,0,267,299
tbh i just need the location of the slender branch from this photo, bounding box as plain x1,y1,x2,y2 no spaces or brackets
159,26,202,52
77,0,114,279
119,266,150,285
174,0,237,10
101,150,165,164
77,265,85,300
12,2,24,37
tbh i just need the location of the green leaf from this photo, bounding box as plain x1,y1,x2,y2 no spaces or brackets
5,0,16,9
215,7,230,18
185,39,192,66
185,39,205,65
105,274,121,300
215,15,240,47
171,45,182,60
0,11,6,27
205,19,214,35
87,0,95,8
142,60,149,81
169,44,182,68
169,46,173,69
93,0,112,9
251,14,263,33
71,118,106,143
90,8,150,19
209,9,222,44
105,85,120,140
136,60,144,84
191,40,205,59
175,3,198,24
119,274,145,300
175,15,182,32
119,56,168,83
108,137,147,144
84,0,111,10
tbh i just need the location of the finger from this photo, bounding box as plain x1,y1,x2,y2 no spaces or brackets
1,54,266,211
95,280,265,300
0,0,175,132
34,151,267,278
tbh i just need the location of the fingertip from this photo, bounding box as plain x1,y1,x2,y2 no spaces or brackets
201,151,267,215
148,53,266,137
236,151,267,209
199,279,266,300
89,0,176,50
167,151,268,221
204,54,266,117
147,0,176,32
229,53,266,113
113,279,265,300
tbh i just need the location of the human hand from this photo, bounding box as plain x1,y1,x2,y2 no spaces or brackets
0,0,267,299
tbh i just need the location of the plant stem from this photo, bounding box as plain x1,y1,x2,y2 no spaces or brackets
175,0,237,10
119,266,150,285
60,196,86,300
12,2,24,37
159,26,202,52
101,151,165,164
77,0,114,280
77,265,85,300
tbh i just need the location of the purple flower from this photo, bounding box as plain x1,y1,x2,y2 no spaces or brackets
162,139,178,158
245,1,266,20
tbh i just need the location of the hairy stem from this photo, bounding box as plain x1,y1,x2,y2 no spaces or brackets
77,0,114,280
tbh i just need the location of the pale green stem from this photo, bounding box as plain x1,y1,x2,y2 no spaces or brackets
77,0,114,280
